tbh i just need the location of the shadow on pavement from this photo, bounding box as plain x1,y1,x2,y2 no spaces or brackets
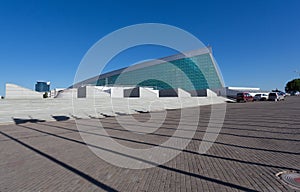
51,115,70,121
0,130,118,192
53,119,300,156
11,122,290,191
12,117,45,125
34,121,300,169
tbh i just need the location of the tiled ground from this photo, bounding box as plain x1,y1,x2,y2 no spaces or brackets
0,97,299,191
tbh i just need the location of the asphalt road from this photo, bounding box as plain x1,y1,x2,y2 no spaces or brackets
0,96,299,191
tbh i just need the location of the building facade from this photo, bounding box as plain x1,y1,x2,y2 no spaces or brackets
72,47,224,95
35,81,50,92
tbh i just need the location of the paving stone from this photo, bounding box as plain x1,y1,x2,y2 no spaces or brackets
0,97,299,191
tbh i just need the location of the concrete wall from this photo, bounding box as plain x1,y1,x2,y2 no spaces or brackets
76,85,221,99
5,83,43,99
140,88,159,98
78,86,110,98
111,87,124,98
92,86,111,98
55,88,77,99
206,89,218,97
178,88,191,97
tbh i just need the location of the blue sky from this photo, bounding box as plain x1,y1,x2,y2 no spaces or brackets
0,0,300,96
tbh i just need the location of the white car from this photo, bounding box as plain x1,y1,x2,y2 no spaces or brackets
253,93,268,101
292,91,300,96
268,92,284,101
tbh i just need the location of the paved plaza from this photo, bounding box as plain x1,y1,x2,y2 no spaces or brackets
0,97,299,191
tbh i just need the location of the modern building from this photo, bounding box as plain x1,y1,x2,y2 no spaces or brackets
35,81,50,92
72,47,224,96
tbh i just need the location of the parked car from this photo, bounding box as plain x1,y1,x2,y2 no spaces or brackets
291,91,300,96
279,91,286,97
253,93,268,101
268,92,284,101
236,92,254,102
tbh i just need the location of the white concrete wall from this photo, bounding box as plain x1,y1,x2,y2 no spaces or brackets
140,88,159,98
178,88,191,98
111,87,124,98
206,89,218,97
79,86,110,98
92,86,111,98
110,87,124,98
5,83,43,99
55,88,77,99
0,96,230,124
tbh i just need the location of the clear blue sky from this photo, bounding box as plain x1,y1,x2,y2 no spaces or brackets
1,0,300,96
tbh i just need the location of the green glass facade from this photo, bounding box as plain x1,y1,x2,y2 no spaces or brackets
95,53,222,92
73,48,224,93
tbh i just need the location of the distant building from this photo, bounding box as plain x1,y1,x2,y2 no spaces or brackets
35,81,50,92
225,87,262,98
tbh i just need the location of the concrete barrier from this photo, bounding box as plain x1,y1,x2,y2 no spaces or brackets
78,86,110,98
178,88,191,97
140,88,159,98
5,83,43,99
110,87,124,98
206,89,218,97
55,88,77,99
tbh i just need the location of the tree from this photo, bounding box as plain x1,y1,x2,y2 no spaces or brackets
285,78,300,93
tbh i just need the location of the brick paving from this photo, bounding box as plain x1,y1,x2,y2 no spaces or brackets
0,97,299,191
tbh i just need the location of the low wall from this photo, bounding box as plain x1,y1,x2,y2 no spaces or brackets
140,88,159,98
178,88,191,97
111,87,124,98
78,86,110,98
55,88,77,99
5,83,43,99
